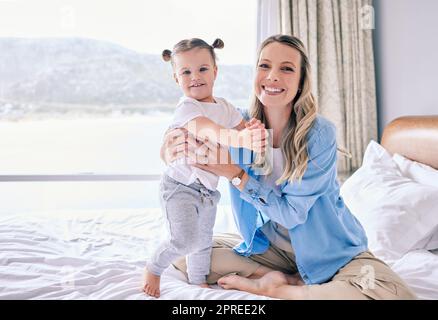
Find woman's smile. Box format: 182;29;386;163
262;85;286;95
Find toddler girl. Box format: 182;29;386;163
143;38;266;297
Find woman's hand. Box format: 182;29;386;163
191;136;243;181
160;126;247;188
238;118;268;153
160;127;198;164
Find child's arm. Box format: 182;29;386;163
233;119;247;131
232;114;268;131
183;116;241;147
183;116;266;152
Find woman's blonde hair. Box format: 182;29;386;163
251;34;317;184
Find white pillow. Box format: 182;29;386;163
392;153;438;250
340;141;438;266
392;153;438;188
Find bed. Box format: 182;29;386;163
378;116;438;299
0;206;270;300
1;115;437;300
340;115;438;300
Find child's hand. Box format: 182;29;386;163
239;118;267;153
245;118;264;130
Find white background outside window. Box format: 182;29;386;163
0;0;258;214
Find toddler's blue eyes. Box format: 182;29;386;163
181;68;208;75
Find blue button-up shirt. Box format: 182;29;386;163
228;114;368;284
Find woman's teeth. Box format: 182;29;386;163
263;86;284;93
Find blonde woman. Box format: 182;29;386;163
161;35;416;300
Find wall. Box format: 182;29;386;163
374;0;438;138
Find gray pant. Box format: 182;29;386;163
147;174;221;284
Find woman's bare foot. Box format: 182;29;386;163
143;270;161;298
218;270;286;294
248;265;305;286
218;271;307;299
285;273;305;286
248;265;274;279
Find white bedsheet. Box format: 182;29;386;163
390;249;438;300
1;206;437;300
0;206;270;300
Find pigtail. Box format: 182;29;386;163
211;38;224;49
162;49;172;62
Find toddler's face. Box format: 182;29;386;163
173;48;217;103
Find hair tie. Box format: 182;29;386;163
162;49;172;62
211;38;224;49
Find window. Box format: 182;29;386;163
0;0;257;213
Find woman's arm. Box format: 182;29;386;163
196;123;338;230
240;125;337;229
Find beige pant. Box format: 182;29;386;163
173;233;417;300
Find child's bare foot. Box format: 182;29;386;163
143;269;161;298
199;283;210;288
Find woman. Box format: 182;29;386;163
160;35;416;300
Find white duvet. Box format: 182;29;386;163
391;249;438;300
0;206;271;300
1;206;437;300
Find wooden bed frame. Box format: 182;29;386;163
381;115;438;170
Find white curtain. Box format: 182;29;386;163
265;0;378;172
256;0;280;47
